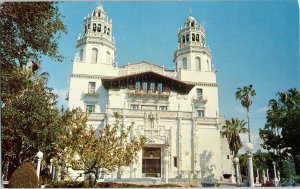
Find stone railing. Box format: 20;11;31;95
82;90;99;98
88;113;106;121
127;89;170;98
192;95;208;103
106;108;218;125
87;109;218;126
196;117;218;125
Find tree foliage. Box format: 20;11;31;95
259;88;300;174
1;1;67;179
235;84;256;143
0;2;66;66
1;64;64;179
54;111;146;187
221;118;248;156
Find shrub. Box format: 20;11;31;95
261;181;274;187
9;162;39;188
81;180;90;188
45;181;81;188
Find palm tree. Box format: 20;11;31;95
222;118;248;184
222;118;248;157
235;84;256;143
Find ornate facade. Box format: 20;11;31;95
67;5;232;183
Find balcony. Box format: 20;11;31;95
82;90;99;98
127;89;170;98
193;95;207;103
88;113;106;121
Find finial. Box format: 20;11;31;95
97;0;102;6
189;8;192;16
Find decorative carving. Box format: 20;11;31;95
148;111;155;128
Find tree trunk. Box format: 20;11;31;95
246;112;251;143
93;170;99;188
234;151;239;184
7;159;19;181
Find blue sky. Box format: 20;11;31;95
41;1;299;151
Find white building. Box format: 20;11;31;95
67;5;232;183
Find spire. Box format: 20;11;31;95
189;8;192;16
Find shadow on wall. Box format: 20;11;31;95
200;150;216;183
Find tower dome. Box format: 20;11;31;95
95;5;104;11
185;16;197;28
173;15;212;76
74;4;116;67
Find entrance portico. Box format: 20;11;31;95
142;147;161;177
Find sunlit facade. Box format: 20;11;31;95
67;5;232;183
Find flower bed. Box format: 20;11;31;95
46;181;181;188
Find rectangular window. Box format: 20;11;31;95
88;82;96;93
196;88;203;99
141;105;156;110
173;157;177;167
227;155;230;160
159;106;167;111
143;81;148;93
86;104;95;113
135;81;141;92
130;104;139;110
158;83;163;94
197;110;204;117
150;82;155;93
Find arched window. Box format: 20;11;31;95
207;60;210;71
98;12;101;17
196;34;199;42
182;35;185;43
191;21;194;27
97;24;101;32
106;51;111;64
92;24;96;31
104;26;106;34
91;48;98;63
93;11;95;17
84;25;87;33
192;33;195;41
186;34;189;42
79;49;84;61
182;58;187;70
195;57;201;71
107;28;110;36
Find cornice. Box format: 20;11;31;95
71;74;113;79
187;81;218;87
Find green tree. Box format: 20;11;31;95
235;84;256;143
1;2;67;179
1;65;64;179
221;118;248;183
259;88;300;174
54;111;146;187
222;118;248;157
0;2;66;67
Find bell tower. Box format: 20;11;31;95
173;15;215;83
71;4;117;76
